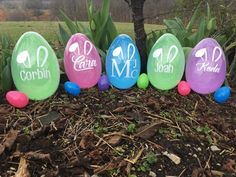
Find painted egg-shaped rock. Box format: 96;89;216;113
214;86;231;104
147;33;185;90
11;32;60;100
6;91;29;108
106;34;141;89
64;81;81;96
186;38;226;94
64;33;102;89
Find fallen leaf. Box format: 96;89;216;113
25;151;52;164
134;122;162;139
0;105;12;114
223;159;236;172
146;97;160;111
113;106;132;113
106;134;122;146
4;129;19;150
191;168;205;177
79;131;96;149
163;151;181;165
14;157;30;177
0;129;19;155
113;107;126;113
70;155;93;172
125;111;144;122
79;137;87;149
0;144;5;155
38;111;61;125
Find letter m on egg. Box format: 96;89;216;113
111;59;131;78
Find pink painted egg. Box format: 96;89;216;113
64;33;102;89
6;91;29;108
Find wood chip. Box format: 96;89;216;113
163;151;181;165
125;147;144;164
211;170;224;177
210;145;221;152
14;157;30;177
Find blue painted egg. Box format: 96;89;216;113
214;86;231;104
106;34;141;89
64;81;81;96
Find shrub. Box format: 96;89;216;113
0;35;13;94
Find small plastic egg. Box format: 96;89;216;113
6;91;29;108
98;75;110;91
214;86;231;104
64;81;81;96
178;81;191;96
137;73;149;89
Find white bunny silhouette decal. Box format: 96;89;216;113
111;43;138;78
112;43;136;63
69;40;96;71
195;46;222;73
17;46;48;68
17;46;51;81
17;50;31;68
153;45;178;73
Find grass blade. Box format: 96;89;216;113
59;10;77;34
58;24;70;46
186;2;203;32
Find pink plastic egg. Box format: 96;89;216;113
178;81;191;96
6;91;29;108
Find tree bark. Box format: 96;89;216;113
128;0;147;73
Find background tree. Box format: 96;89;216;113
125;0;147;73
24;0;43;19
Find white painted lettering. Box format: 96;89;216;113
20;68;51;81
196;62;220;73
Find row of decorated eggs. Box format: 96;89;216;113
10;31;227;101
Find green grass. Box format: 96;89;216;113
0;21;164;42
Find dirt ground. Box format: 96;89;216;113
0;84;235;177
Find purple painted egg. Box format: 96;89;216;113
64;33;102;89
98;75;110;91
185;38;226;94
6;91;29;108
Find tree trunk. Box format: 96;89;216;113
130;0;147;73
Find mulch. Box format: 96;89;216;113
0;85;235;177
